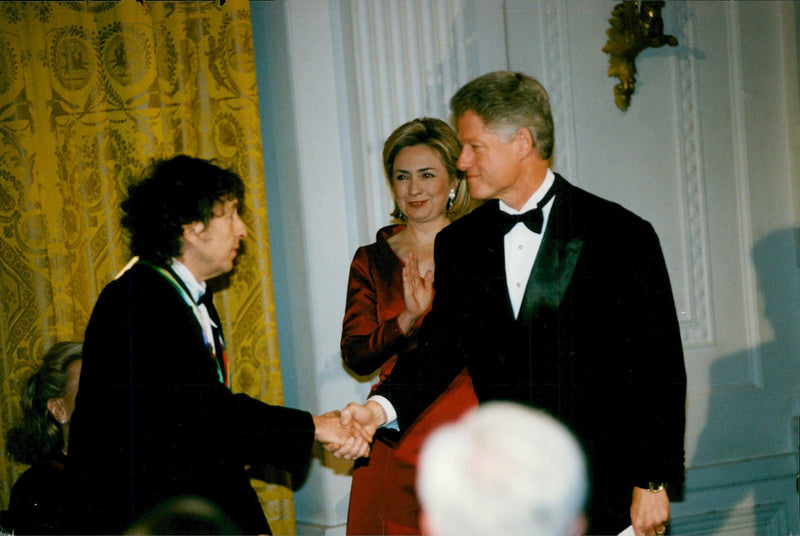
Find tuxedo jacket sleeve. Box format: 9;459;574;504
374;174;686;494
69;262;315;534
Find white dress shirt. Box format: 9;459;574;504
372;170;558;426
500;168;556;318
169;258;217;348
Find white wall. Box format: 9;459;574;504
253;1;800;534
252;2;365;533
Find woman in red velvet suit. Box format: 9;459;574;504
341;118;479;535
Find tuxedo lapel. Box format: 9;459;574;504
518;177;584;323
481;201;518;319
162;263;228;385
200;291;229;386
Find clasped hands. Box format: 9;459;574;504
314;401;387;459
317;252;424;459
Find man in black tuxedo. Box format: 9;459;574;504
342;72;686;536
68;156;369;535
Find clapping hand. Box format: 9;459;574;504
396;251;434;334
313;410;372;460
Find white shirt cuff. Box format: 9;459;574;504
367;395;399;430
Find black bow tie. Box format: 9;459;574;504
498;185;556;235
198;291;222;332
198;291;214;308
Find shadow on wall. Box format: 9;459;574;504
684;227;800;535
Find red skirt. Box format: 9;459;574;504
346;369;477;535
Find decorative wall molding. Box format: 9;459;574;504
539;0;578;182
725;1;763;389
685;451;796;489
669;2;713;348
671;452;796;535
671;502;788;536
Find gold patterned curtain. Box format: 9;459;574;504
0;1;297;532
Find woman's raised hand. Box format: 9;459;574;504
397;251;434;334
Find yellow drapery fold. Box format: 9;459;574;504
0;1;296;532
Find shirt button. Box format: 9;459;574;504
518;244;524;250
516;282;522;288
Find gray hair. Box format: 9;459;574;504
418;402;587;536
450;71;555;160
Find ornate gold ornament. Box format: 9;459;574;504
602;0;678;111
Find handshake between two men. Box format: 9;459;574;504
317;401;387;459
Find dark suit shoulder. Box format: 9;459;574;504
436;199;500;244
82;261;198;377
447;199;500;231
96;261;168;298
95;261;188;312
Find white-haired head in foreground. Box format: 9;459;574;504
417;402;588;536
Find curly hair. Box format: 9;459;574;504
6;342;83;465
121;155;245;264
382;117;470;222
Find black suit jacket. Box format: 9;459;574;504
68;262;315;535
375;174;687;531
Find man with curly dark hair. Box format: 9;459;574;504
68;155;369;535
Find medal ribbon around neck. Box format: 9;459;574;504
140;260;229;388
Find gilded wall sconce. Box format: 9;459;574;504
602;0;678;111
